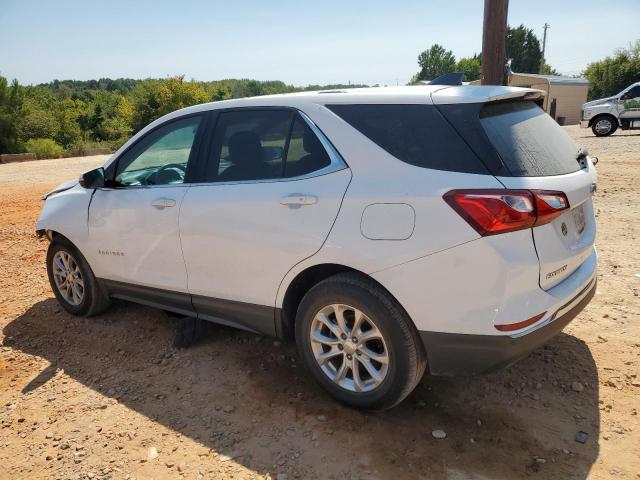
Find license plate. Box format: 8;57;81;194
572;205;586;234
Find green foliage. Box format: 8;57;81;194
456;54;482;82
0;76;22;153
20;109;57;140
583;40;640;100
0;74;371;154
412;26;560;83
506;25;543;73
25;138;63;159
413;44;457;82
130;76;210;131
540;63;560;75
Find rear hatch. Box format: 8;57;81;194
433;87;597;289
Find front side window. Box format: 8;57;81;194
115;115;202;186
622;85;640;100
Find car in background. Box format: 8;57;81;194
37;85;598;409
581;81;640;136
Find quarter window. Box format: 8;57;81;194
284;116;332;177
115;116;202;186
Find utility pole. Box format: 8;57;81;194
540;22;550;73
481;0;509;85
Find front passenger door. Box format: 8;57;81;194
88;115;204;301
619;85;640;119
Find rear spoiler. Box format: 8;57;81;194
431;85;545;106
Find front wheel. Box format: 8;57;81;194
46;238;110;316
295;273;426;410
591;116;617;137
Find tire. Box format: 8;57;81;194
295;272;427;410
591;116;617;137
46;237;110;317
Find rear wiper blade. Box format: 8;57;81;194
576;147;598;166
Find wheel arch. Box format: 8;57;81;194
277;263;414;341
588;112;618;127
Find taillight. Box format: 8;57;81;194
444;189;569;236
533;190;569;226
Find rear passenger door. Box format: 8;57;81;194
179;108;351;335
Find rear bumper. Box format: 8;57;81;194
420;277;597;376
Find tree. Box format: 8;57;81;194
413;44;457;82
541;63;560;75
583;40;640;100
20;110;58;140
456;54;482;81
0;76;22;153
130;76;209;132
506;25;543;73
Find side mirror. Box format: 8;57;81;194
79;167;105;188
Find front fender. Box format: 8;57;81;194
36;184;93;254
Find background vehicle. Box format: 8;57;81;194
37;85;597;409
581;81;640;136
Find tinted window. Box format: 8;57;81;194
115;115;202;186
205;110;293;182
480;101;580;177
623;86;640;99
284;115;331;177
327;104;487;174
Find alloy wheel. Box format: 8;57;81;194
309;304;389;392
52;250;84;306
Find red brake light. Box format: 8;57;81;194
444;189;570;236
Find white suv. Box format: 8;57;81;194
37;86;598;409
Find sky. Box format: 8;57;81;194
1;0;639;86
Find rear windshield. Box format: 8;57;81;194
480;101;580;177
326;104;488;174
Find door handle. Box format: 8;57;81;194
280;194;318;207
151;198;176;209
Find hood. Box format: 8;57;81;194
42;178;79;200
582;96;616;109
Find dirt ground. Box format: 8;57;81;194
0;126;638;480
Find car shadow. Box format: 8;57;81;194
3;298;600;479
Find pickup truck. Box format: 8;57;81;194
581;82;640;136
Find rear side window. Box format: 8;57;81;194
480;101;580;177
202;110;334;182
326;104;488;174
205;110;293;182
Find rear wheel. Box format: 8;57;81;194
591;116;617;136
47;238;110;316
295;273;426;410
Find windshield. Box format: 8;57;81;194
480;101;580;177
